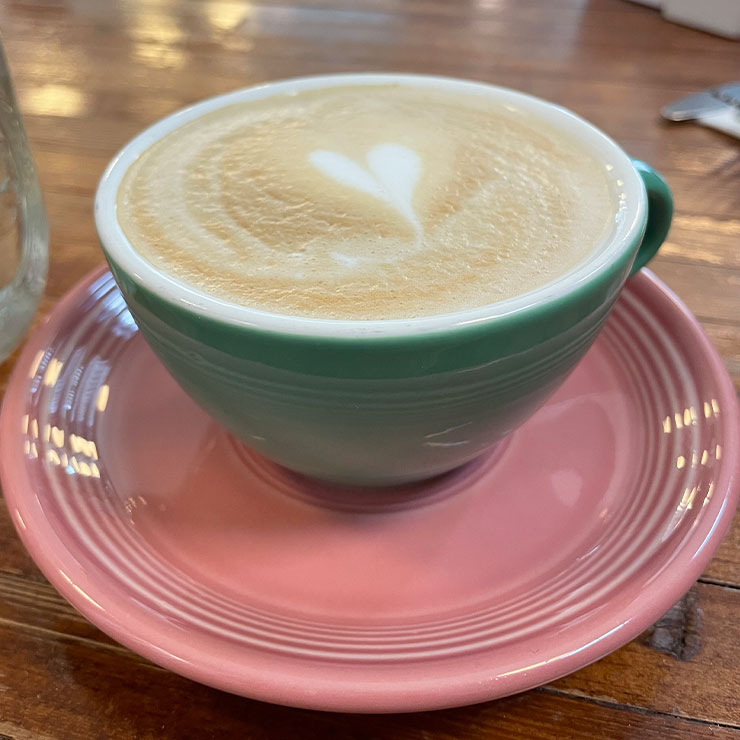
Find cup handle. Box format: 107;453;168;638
629;159;673;275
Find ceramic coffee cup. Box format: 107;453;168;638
95;74;672;486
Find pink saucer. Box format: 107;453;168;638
1;268;738;713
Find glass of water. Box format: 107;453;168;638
0;41;48;364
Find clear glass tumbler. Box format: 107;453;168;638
0;41;48;364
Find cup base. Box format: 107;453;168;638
228;435;512;512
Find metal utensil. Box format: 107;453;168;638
661;81;740;121
661;81;740;139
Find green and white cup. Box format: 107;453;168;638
95;74;673;486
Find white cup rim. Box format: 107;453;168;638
95;73;646;339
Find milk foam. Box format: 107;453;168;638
309;144;423;251
117;85;615;320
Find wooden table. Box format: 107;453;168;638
0;0;738;737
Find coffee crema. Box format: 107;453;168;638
117;84;615;320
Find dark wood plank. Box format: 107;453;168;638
703;515;740;587
0;618;737;740
551;584;740;727
2;564;740;731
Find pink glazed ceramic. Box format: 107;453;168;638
0;267;738;713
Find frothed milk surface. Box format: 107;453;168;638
117;85;615;320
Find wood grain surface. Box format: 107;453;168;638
0;0;738;737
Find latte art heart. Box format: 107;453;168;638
309;144;423;252
117;85;615;320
